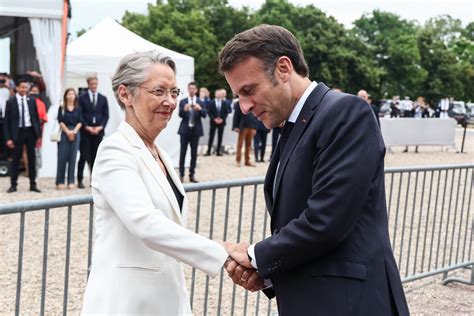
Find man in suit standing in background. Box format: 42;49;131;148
4;79;41;193
178;81;206;183
206;89;231;156
77;76;109;188
220;24;409;316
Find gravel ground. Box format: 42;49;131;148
0;127;473;315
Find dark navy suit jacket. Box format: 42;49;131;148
208;99;231;126
3;96;41;142
177;97;207;137
256;83;409;316
78;91;109;128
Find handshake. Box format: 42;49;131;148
223;241;267;292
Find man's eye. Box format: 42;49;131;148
242;88;253;96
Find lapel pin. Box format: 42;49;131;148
302;118;307;123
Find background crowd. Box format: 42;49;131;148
1;69;471;192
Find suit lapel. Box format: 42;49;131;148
272;83;331;204
264;142;281;215
157;146;190;224
118;122;183;225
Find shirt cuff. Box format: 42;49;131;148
248;244;258;269
263;278;273;289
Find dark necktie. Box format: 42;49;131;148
279;121;294;157
92;93;96;110
189;98;194;127
20;97;25;128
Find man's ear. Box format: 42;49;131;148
117;85;132;107
275;56;292;83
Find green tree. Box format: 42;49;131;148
353;10;427;98
255;1;381;96
417;16;468;103
122;1;221;90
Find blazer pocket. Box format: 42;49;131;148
116;264;162;273
310;259;367;281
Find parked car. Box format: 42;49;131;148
378;100;392;117
449;101;469;126
466;102;474;124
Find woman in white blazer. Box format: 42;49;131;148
81;51;230;315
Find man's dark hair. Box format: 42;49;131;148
16;78;29;86
218;24;309;81
188;81;197;88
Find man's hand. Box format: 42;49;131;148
184;104;190;112
233;128;240;133
6;140;14;149
223;241;252;268
92;126;103;134
224;258;265;292
194;104;202;111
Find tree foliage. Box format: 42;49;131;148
118;1;473;103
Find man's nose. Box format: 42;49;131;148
239;98;254;115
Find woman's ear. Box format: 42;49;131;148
117;85;132;107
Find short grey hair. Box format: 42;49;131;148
111;51;176;109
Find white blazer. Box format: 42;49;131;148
81;122;228;315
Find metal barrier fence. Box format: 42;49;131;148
0;164;472;315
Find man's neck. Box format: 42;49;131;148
288;77;312;115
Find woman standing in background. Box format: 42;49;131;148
56;88;82;189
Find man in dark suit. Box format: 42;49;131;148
220;25;409;315
205;89;231;156
178;81;206;183
77;76;109;188
4;79;41;192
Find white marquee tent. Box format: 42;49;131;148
64;17;194;172
0;0;65;177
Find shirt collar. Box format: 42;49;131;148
287;81;318;123
16;93;26;101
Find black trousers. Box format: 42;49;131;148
179;129;199;177
254;130;268;162
0;121;10;160
10;127;36;186
207;123;225;154
78;130;104;182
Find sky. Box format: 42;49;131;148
0;0;473;72
67;0;473;38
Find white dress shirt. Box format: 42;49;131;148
16;93;32;127
88;90;97;106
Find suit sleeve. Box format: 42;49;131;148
255;96;383;278
232;103;240;129
78;95;87;126
178;99;187;118
3;99;12;141
101;96;109;128
199;100;207;118
93;139;228;277
208;102;216;120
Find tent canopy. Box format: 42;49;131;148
67;17;194;79
0;0;63;19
